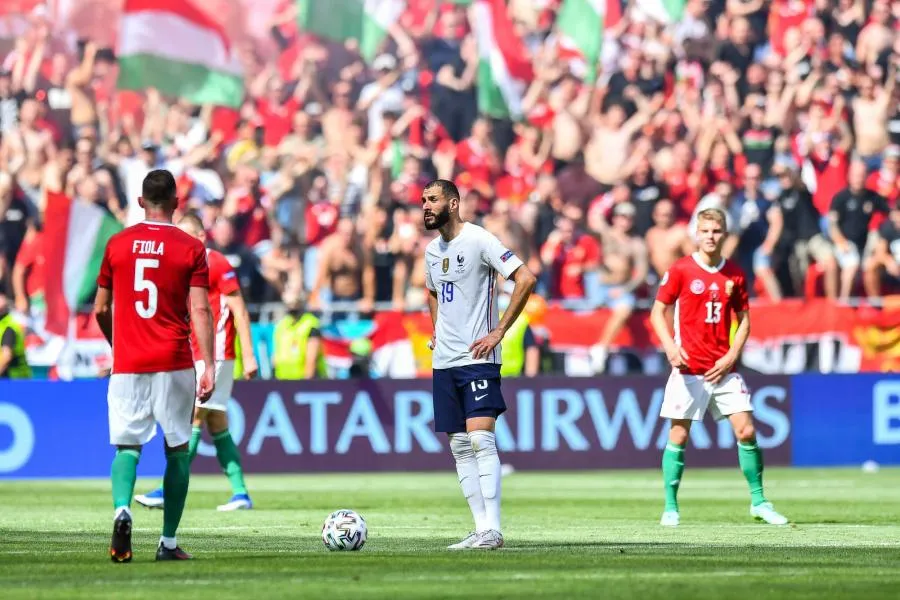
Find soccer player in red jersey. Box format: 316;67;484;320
95;169;215;562
135;213;258;512
651;208;789;528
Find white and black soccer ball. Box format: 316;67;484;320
322;509;367;551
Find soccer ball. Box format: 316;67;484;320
322;509;367;551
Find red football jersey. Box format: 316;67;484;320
655;254;749;375
190;249;240;362
97;222;209;374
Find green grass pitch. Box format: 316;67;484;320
1;468;899;599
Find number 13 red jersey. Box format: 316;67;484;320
655;254;749;375
97;222;209;374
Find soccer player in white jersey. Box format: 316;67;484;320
423;179;537;550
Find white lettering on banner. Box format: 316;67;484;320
752;387;791;448
584;389;662;450
540;390;590;451
394;392;441;453
873;381;900;445
495;415;515;452
247;392;302;455
741;337;862;374
516;390;536;451
196;399;245;458
0;403;34;473
335;392;390;454
294;392;341;454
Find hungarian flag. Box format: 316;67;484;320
556;0;622;83
321;312;418;378
634;0;685;24
296;0;406;63
472;0;534;120
117;0;244;107
43;192;123;338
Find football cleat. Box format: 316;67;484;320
660;510;680;527
155;543;193;561
750;502;789;525
447;532;479;550
216;493;253;511
109;511;133;563
470;529;504;549
135;487;165;509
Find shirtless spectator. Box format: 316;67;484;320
66;41;99;140
586;202;648;374
309;217;371;312
645;199;692;278
852;73;895;168
855;0;894;68
1;99;55;216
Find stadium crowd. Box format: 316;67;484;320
1;0;900;339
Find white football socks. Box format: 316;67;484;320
160;536;177;550
449;432;487;533
468;430;501;533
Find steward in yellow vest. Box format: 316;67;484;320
272;299;326;380
0;296;31;379
498;298;540;377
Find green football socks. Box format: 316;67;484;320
662;442;685;512
213;430;248;496
111;449;140;510
738;441;767;506
162;450;191;538
188;427;202;463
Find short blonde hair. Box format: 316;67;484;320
696;207;727;229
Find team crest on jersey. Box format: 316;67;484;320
690;279;705;294
725;280;734;297
441;258;449;273
455;253;467;273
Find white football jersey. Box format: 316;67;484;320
425;223;524;369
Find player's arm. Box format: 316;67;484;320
224;290;258;379
651;268;688;369
0;328;15;375
730;309;751;357
471;233;537;359
95;286;113;346
424;251;438;349
191;286;215;399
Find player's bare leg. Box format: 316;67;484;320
660;420;689;527
467;416;504;549
110;444;141;563
206;410;253;511
157;441;193;560
729;411;788;525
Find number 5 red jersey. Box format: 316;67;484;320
655;254;749;375
97;221;209;374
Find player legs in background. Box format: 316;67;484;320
136;360;251;511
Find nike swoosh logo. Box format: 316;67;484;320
475;394;487;402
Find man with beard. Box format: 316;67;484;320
422;179;536;550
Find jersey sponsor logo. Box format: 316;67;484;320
725;280;734;296
690;279;706;294
709;283;719;291
441;257;449;273
660;271;669;286
500;250;514;263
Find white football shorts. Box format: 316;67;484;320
660;370;752;421
107;368;196;447
194;359;235;412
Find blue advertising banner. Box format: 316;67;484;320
791;374;900;466
0;376;792;479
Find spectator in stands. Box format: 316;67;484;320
645;198;692;279
309;216;369;312
539;214;600;301
736;163;784;300
829;160;890;299
773;157;839;299
586;202;648;374
864;202;900;299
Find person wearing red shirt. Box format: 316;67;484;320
651;207;788;529
455;117;501;187
796;128;851;216
866;145;900;206
95;169;214;563
539;216;600;299
255;77;304;147
136;214;259;513
11;223;44;315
